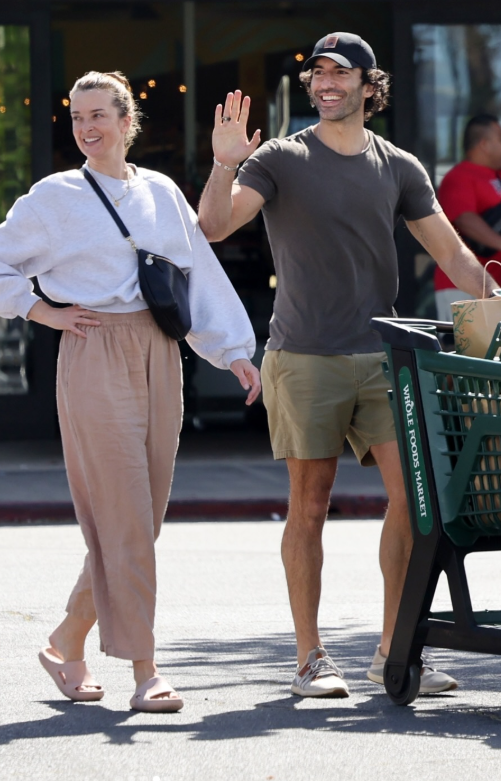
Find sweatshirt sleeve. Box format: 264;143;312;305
184;222;256;369
0;195;51;319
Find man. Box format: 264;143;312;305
435;113;501;320
198;32;496;698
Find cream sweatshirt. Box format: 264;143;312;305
0;165;255;370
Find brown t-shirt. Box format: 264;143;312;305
237;127;441;354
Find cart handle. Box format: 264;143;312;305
372;317;449;351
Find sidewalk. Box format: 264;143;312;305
0;428;388;521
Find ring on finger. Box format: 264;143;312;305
222;116;231;122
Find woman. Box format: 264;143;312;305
0;71;260;713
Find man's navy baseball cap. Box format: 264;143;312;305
302;32;377;71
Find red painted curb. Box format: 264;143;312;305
0;496;388;522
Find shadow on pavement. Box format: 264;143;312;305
2;629;501;748
2;696;501;750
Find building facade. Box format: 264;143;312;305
1;0;501;438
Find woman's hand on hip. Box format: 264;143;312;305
27;301;100;338
230;358;261;405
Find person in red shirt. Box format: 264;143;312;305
436;113;501;320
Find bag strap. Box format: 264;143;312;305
82;167;138;251
483;259;501;299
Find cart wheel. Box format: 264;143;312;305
386;664;421;706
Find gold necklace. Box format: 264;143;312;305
93;166;132;207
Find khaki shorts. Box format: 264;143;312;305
261;350;395;466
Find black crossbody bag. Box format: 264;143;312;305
83;168;191;341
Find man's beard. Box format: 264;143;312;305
313;85;365;122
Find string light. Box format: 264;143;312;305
52;115;57;122
269;275;277;289
148;79;156;88
179;84;187;93
139;91;148;99
0;106;6;114
62;98;70;107
24;98;30;106
295;53;304;62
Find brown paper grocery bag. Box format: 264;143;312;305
452;261;501;357
452;299;501;357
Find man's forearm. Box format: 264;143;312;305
198;167;236;242
443;242;497;298
407;213;497;298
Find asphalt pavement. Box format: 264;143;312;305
2;519;501;781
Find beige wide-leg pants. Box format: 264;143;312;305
57;310;182;661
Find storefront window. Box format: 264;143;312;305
413;24;501;188
0;318;30;394
0;25;32;395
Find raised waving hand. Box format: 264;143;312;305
213;90;261;168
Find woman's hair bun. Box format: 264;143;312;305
104;71;133;93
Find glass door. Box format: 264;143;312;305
413;24;501;188
0;25;32;396
392;11;501;321
0;8;55;439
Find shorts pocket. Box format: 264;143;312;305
264;349;283;389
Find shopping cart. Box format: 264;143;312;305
371;316;501;705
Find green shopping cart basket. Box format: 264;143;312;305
372;316;501;705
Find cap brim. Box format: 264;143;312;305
302;52;354;71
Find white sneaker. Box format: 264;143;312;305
291;646;350;698
367;645;458;694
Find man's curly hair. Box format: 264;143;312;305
299;67;391;121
